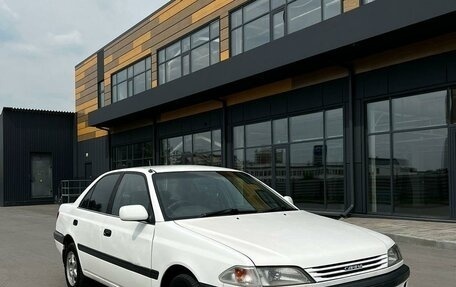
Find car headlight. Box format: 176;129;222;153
219;266;314;286
388;244;403;266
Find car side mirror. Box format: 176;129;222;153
283;196;294;205
119;205;149;222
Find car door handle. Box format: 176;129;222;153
103;229;112;237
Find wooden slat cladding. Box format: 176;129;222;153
355;32;456;74
343;0;360;12
75;52;107;142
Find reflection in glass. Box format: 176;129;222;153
290;112;323;142
166;57;182;82
323;0;341;20
243;0;269;23
392;91;447;131
246;121;271;147
191;26;210;48
273;11;285;40
274;148;287;195
191;43;210;72
166;42;181;60
368;134;391;213
212;130;221;151
326;139;344;209
393;129;449;217
193;132;211;153
290;141;324;209
233;126;244;148
273;118;288;144
325;108;343;138
244;15;270;52
231;28;243;57
288;0;321;34
234;149;245;170
246;147;272;187
367;101;390;133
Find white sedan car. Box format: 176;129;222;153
54;166;409;287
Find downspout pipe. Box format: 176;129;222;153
342;64;355;218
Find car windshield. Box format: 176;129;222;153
153;171;297;220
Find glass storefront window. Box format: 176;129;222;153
367;100;390;133
161;129;222;167
290;112;323;142
392;91;447;131
246;121;271;147
368;134;391;213
233;107;344;211
367;91;450;218
325;108;343;138
112;142;153;169
393;129;449;217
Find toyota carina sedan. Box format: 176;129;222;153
54;166;409;287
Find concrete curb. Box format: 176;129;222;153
384;233;456;251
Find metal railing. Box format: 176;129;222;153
59;180;92;204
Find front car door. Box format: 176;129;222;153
73;173;121;278
98;172;156;287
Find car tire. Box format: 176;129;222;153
64;243;86;287
169;274;200;287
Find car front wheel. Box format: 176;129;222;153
64;243;86;287
169;274;200;287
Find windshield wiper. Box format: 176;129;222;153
199;208;256;218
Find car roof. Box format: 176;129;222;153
108;165;239;174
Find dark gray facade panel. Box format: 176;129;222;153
357;51;456;100
0;114;4;206
2;109;74;206
157;110;222;139
97;50;104;83
388;55;447;94
76;136;109;180
446;52;456;83
112;125;153;147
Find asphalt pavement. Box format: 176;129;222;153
0;204;454;287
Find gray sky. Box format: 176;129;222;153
0;0;169;112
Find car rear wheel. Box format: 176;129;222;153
64;243;86;287
169;274;200;287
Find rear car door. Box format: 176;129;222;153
73;173;121;278
98;172;156;287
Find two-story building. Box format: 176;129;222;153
75;0;456;220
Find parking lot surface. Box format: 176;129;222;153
0;205;454;286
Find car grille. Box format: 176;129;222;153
305;254;388;282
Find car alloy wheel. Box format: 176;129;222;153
66;251;78;286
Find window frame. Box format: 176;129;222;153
78;172;123;215
157;19;220;85
229;0;343;57
365;88;452;218
111;57;152;103
98;81;105;108
108;171;155;224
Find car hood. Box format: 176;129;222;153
175;210;393;267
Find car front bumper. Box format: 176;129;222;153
331;264;410;287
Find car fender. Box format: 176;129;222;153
152;221;254;287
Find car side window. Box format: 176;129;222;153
111;173;153;221
79;187;94;209
86;174;120;213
